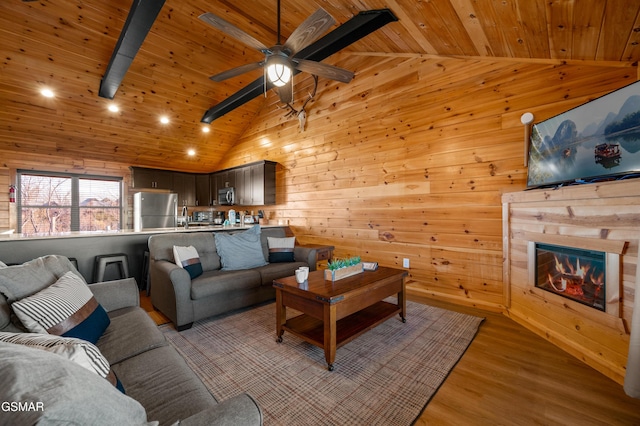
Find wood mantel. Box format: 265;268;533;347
502;179;640;385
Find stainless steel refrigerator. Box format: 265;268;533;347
133;192;177;231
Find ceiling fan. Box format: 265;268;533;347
198;0;355;104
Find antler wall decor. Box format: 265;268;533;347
280;75;318;132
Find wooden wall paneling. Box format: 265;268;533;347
219;54;634;322
0;168;9;230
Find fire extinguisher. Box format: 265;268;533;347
9;185;15;203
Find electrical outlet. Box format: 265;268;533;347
403;258;410;268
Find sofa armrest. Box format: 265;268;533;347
88;278;139;312
150;259;194;327
294;246;317;271
177;393;263;426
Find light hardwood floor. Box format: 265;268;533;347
412;295;640;426
142;292;640;425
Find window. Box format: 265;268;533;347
18;172;122;235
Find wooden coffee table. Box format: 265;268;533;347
273;266;407;371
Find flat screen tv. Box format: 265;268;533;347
526;80;640;188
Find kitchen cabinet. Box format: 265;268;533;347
172;173;196;207
131;160;276;208
251;161;276;205
195;174;210;206
235;167;250;205
232;161;276;206
131;167;173;189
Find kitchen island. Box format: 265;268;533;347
0;224;289;285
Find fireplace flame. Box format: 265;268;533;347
590;271;604;286
554;255;566;274
538;245;606;312
548;273;565;292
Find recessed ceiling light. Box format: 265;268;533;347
202;126;210;133
187;149;196;156
108;104;119;113
160;116;169;124
41;88;54;98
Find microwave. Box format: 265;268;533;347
218;187;234;205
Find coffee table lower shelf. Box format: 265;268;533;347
281;300;402;353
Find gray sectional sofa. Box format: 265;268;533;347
149;225;316;330
0;255;262;425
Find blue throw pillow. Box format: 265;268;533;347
215;225;268;271
11;272;110;345
173;245;204;279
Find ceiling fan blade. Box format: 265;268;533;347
294;59;354;83
210;62;264;82
199;12;269;53
283;8;336;56
277;79;294;104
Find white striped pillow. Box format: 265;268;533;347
0;332;120;389
10;271;110;344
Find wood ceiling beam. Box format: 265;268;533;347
98;0;167;100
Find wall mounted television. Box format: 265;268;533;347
526;80;640;189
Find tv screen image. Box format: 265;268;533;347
527;80;640;188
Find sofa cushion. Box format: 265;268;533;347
112;344;216;426
267;236;296;263
214;225;268;271
190;269;262;299
0;341;154;426
173;245;203;279
0;260;6;268
97;306;168;365
11;271;110;344
0;331;122;391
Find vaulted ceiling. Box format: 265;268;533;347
1;0;639;173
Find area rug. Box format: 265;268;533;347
161;300;484;425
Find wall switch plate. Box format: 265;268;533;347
403;258;410;268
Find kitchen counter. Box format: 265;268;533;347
0;223;283;241
0;224;288;283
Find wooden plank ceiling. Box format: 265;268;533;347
0;0;639;173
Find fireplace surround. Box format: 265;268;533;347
502;178;640;386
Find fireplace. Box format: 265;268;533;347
534;243;606;311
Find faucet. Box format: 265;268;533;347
181;205;189;228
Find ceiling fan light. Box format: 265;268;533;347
267;63;291;87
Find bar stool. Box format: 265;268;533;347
68;257;79;270
141;250;151;295
93;253;129;283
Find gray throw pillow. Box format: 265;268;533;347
0;255;83;302
0;341;155;425
214;225;268;271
